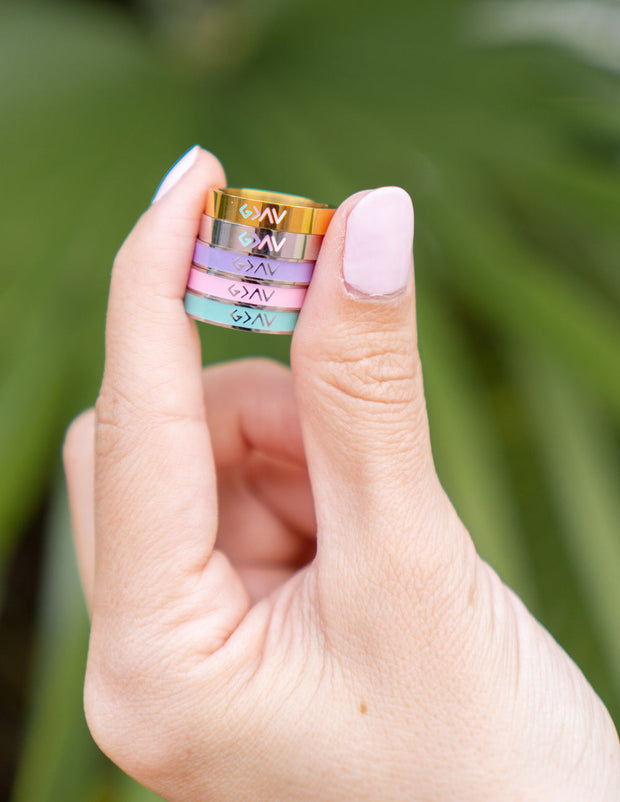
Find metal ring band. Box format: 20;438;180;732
187;267;306;311
198;215;322;261
184;291;298;334
192;241;314;286
206;188;335;235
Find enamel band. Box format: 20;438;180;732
187;267;307;310
192;241;314;285
206;188;335;235
184;291;299;334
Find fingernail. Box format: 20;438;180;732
151;145;200;203
343;186;414;296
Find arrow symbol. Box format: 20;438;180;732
259;208;274;225
272;236;286;253
273;209;287;224
252;205;261;220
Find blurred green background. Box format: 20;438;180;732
1;0;619;798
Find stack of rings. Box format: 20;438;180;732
184;188;336;334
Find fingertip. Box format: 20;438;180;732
150;146;227;206
109;146;226;315
320;189;374;255
101;149;228;427
292;184;416;363
151;145;200;204
343;186;414;297
151;145;226;207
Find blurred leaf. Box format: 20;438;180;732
11;475;97;802
137;0;289;72
419;287;536;603
472;1;620;75
427;185;620;423
515;351;620;717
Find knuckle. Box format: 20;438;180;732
300;323;421;411
84;633;184;781
93;385;164;471
83;664;126;766
296;331;427;468
96;381;142;425
94;387;135;461
84;669;163;781
325;349;418;408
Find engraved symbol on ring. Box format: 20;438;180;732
271;234;286;252
230;308;276;327
239;203;288;225
253;312;275;327
231;309;252;325
237;232;287;253
227;283;277;303
231;256;281;277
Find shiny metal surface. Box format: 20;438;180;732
198;215;323;261
206;187;335;235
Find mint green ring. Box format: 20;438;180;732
184;291;299;334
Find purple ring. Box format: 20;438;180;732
192;241;314;286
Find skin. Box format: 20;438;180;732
63;148;620;801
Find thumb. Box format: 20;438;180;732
292;187;460;584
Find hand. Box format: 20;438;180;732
64;147;620;801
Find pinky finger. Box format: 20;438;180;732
63;408;96;612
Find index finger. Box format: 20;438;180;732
93;148;236;620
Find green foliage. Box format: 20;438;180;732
2;0;618;797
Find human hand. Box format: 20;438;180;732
64;147;620;801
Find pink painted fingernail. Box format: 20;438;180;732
151;145;200;203
343;186;414;296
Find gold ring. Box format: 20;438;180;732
206;187;335;235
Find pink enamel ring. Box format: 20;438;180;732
186;266;307;311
